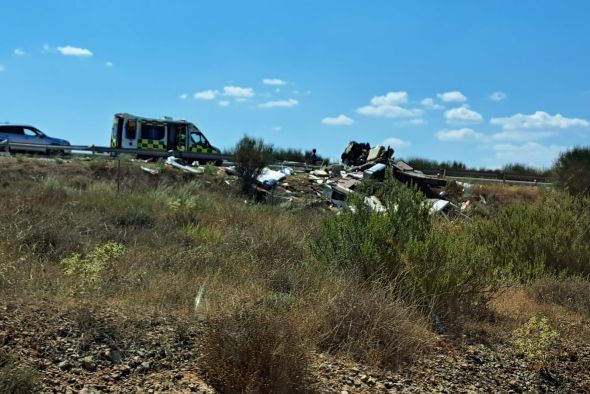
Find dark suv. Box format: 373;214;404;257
0;124;70;154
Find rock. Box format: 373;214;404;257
81;356;96;371
141;361;151;371
58;360;71;370
105;349;122;364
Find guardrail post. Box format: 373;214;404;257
117;158;121;194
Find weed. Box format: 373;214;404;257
513;315;560;362
62;242;125;292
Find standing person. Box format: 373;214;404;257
309;148;318;165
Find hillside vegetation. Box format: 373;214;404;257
1;155;590;392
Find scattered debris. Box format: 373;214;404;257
257;167;290;189
166;156;204;174
141;166;159;175
211;140;488;218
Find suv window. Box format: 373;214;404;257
0;126;23;135
23;127;40;137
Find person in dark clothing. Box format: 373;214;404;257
309;148;318;164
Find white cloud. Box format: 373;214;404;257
223;86;255;98
357;105;422;118
492;130;555;142
370;91;408;106
105;61;113;67
436;128;483;141
444;105;483;124
179;93;188;100
14;48;25;56
491;111;589;130
263;78;286;86
357;91;422;118
0;64;4;72
258;98;299;108
383;137;411;149
57;45;93;57
489;91;507;101
437;91;467;103
321;114;354;126
41;44;51;53
491;142;566;168
421;97;444;110
194;90;219;100
218;100;230;107
403;118;427;125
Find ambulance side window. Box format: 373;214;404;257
141;124;165;140
126;120;137;139
190;132;203;145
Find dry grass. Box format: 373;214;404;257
318;281;434;369
201;304;312;393
1;156;589;390
472;183;542;207
0;349;41;394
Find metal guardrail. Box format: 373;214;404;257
0;140;233;162
420;168;550;183
0;140;552;186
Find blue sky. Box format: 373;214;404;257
1;1;589;168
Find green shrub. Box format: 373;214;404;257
513;315;560;362
553;146;590;197
62;242;125;292
233;136;273;194
405;223;497;314
312;175;499;316
312;175;430;279
472;193;590;279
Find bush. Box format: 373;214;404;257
201;304;311;393
62;242;125;292
513;315;560;362
553;146;590;197
404;223;497;315
319;282;432;369
234;136;273;194
472;193;590;279
312;174;430;279
312;174;496;317
529;276;590;314
0;350;41;394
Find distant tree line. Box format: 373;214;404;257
225;144;328;164
404;157;551;177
